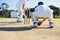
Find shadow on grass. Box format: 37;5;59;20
0;26;33;31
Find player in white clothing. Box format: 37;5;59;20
16;0;28;22
31;2;54;28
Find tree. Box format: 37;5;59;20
1;3;9;10
0;7;1;10
1;3;9;17
49;5;60;18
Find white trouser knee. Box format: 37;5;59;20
48;12;53;23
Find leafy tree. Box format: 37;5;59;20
0;7;1;10
1;3;9;10
49;5;60;18
0;3;10;17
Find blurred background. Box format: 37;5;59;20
0;0;60;18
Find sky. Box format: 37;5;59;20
0;0;60;10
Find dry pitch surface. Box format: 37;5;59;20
0;18;60;40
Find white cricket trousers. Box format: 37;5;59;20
17;5;24;21
31;10;53;23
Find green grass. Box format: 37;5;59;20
38;18;60;22
54;18;60;22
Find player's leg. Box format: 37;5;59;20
31;12;38;28
17;6;24;22
19;12;24;21
16;5;22;22
31;12;47;27
16;5;20;22
48;11;54;28
17;12;20;22
17;11;23;22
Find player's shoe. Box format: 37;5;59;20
17;20;23;23
49;22;54;28
32;22;38;28
17;18;24;23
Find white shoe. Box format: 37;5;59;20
17;19;23;22
49;22;54;28
32;22;38;28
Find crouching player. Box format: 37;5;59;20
30;2;54;28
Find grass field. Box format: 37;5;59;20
54;18;60;22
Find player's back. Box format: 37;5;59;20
35;5;53;13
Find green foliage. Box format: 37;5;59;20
0;9;11;18
49;5;60;18
1;3;9;10
0;2;10;18
49;5;59;11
